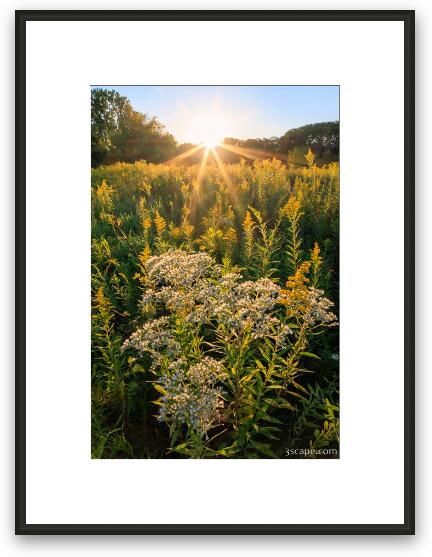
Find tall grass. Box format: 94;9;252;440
91;157;339;458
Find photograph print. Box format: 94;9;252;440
91;85;340;459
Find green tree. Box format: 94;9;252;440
91;88;177;167
91;89;130;166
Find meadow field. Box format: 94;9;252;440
91;152;339;458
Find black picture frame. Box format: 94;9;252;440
15;9;415;535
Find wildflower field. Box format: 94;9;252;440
91;154;339;458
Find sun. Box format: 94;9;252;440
183;108;227;148
200;132;223;149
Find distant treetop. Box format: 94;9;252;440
91;88;339;167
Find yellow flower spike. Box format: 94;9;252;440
310;242;322;267
305;147;315;168
138;244;151;267
153;209;166;236
281;195;301;220
285;261;311;291
242;210;254;233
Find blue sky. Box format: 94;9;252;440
92;85;339;144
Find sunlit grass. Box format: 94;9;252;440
91;157;340;459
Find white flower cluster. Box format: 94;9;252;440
123;251;337;435
188;273;291;343
146;250;217;287
122;316;181;367
157;357;228;435
303;287;337;326
140;250;220;314
139;251;293;345
127;252;337;360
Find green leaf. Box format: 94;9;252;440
287;390;307;401
263;397;279;407
259;427;281;440
299;351;321;360
257;412;283;424
248;439;278;458
153;383;168;396
278;400;297;411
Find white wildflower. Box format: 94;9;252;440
157;356;227;435
303;288;337;326
188;275;285;340
146;250;218;287
122;316;181;365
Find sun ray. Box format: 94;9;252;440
188;147;210;219
212;147;239;207
219;142;284;162
164;144;204;164
197;147;210;185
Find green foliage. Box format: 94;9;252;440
91;88;177;167
248;207;281;279
285;379;340;458
225;121;339;166
91;157;339;458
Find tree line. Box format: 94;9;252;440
91;88;339;167
224;121;339;160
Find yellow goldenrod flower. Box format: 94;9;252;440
154;209;166;236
